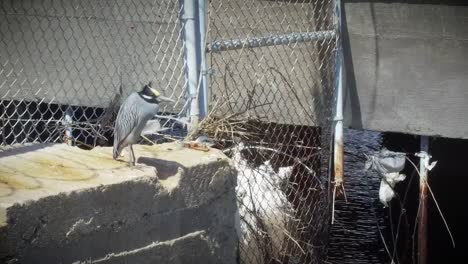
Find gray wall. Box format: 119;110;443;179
343;1;468;139
0;0;186;113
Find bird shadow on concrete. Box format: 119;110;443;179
137;157;186;180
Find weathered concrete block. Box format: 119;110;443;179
343;2;468;139
0;143;238;264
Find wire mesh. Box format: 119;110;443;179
1;0;338;262
203;0;337;263
0;0;188;147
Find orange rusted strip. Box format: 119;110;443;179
418;178;428;264
183;142;210;152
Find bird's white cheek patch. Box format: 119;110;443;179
142;94;152;100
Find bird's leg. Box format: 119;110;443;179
127;146;132;166
129;144;136;166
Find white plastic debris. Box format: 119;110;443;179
230;143;294;263
366;148;407;207
379;172;406;207
415;151;438;172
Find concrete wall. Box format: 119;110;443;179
0;143;238;264
0;0;185;113
343;1;468;139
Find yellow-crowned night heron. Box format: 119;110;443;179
113;82;174;166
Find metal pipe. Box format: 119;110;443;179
333;0;344;187
330;0;344;224
331;44;344;209
333;52;344;185
198;0;209;119
64;107;74;146
417;136;430;264
207;30;336;53
181;0;200;128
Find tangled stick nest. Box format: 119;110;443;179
186;95;273;144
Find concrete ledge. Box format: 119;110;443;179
0;143;238;264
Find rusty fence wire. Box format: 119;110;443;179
0;0;188;148
201;0;338;263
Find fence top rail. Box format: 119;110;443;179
207;30;336;53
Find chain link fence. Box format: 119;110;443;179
0;0;187;147
1;0;338;263
199;0;338;263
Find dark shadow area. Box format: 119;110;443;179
0;98;185;150
342;1;363;128
137;157;184;180
328;129;468;263
0;99;111;147
327;128;387;264
426;137;468;262
380;133;420;264
382;133;468;263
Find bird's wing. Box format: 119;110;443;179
113;95;141;155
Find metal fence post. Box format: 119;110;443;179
181;0;200;128
198;0;209;119
417;136;430;264
64;107;74;146
331;0;345;223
